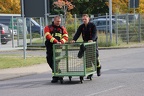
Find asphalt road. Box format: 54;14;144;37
0;48;144;96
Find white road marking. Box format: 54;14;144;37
85;85;125;96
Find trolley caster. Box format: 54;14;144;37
80;76;84;83
89;74;93;80
87;74;93;80
69;76;72;81
59;77;63;84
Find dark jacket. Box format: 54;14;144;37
73;22;97;42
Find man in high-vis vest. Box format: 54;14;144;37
44;16;68;83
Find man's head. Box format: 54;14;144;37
82;14;90;25
53;16;61;26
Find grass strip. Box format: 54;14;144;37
0;56;46;69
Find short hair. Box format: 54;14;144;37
54;16;61;20
82;14;89;18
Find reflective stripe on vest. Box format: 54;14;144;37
45;32;50;37
55;33;62;38
63;34;68;37
50;37;55;43
61;38;66;43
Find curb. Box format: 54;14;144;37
99;46;144;50
26;46;144;50
0;64;51;81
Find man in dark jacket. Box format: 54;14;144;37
71;14;101;77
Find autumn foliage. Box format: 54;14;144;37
0;0;20;14
106;0;144;14
139;0;144;13
53;0;74;11
0;0;144;14
105;0;129;14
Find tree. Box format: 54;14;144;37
105;0;129;14
106;0;144;14
71;0;109;15
138;0;144;13
53;0;74;14
53;0;75;25
0;0;20;14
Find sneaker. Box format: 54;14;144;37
51;76;59;83
97;66;101;76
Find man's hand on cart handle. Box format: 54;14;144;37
88;40;93;42
70;40;76;43
57;42;62;44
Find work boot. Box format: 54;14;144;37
51;76;59;83
97;66;101;76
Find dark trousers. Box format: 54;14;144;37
96;43;100;68
96;49;100;67
46;47;54;72
45;41;54;72
45;41;61;73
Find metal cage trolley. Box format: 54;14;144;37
53;42;97;83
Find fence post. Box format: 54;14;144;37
60;14;64;26
138;14;141;42
115;13;118;45
17;17;20;46
11;16;15;48
126;13;129;44
109;0;113;43
40;17;43;38
44;0;48;26
106;13;108;46
74;14;77;33
42;17;45;44
29;18;32;45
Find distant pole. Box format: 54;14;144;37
21;0;27;59
133;0;136;26
109;0;113;42
133;0;135;13
74;14;77;33
45;0;48;26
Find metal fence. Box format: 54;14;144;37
0;13;144;51
114;14;143;44
69;13;144;46
0;14;45;50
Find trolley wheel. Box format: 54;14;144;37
69;76;72;81
89;74;93;80
89;76;92;80
59;77;63;84
87;74;93;80
80;76;84;83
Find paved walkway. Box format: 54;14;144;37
0;63;51;81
